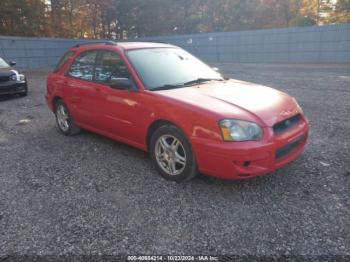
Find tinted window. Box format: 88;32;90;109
0;57;9;68
127;48;222;90
95;51;130;83
67;51;97;81
54;51;75;72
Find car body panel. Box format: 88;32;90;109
46;42;309;180
0;65;27;96
191;116;308;179
154;79;299;127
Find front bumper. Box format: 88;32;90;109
191;116;309;180
0;82;27;95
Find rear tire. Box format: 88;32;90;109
54;100;81;136
150;125;198;182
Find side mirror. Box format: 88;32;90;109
9;61;16;67
212;67;219;72
110;77;132;90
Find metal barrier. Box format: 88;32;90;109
0;36;96;69
146;23;350;63
0;23;349;69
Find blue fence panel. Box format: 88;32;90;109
0;36;94;69
144;23;350;64
1;23;350;69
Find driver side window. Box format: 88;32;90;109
95;51;130;84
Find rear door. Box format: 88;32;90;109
65;50;100;127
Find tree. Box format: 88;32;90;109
295;16;317;26
325;0;350;23
0;0;49;36
0;0;349;38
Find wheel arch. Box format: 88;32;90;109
146;119;189;151
52;96;63;110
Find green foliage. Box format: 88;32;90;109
0;0;349;38
295;16;317;26
0;0;49;36
324;0;350;23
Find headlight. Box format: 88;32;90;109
219;119;262;141
10;74;17;81
9;73;25;81
18;74;25;81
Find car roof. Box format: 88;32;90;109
70;41;178;52
118;42;177;50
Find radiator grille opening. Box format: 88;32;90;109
0;76;10;83
273;114;301;135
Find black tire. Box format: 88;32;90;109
19;91;27;97
150;125;198;182
19;83;28;97
54;99;81;136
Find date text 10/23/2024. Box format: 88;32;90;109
127;255;219;261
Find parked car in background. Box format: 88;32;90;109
46;42;309;182
0;58;28;97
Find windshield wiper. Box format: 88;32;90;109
150;83;185;91
182;78;223;86
150;78;224;91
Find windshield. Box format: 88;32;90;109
0;58;9;68
126;48;223;90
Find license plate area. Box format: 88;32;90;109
275;134;306;160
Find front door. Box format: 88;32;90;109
93;50;147;144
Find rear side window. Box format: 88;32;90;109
67;51;98;81
54;51;75;72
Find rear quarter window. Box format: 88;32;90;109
54;51;75;72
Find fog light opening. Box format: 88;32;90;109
243;161;251;167
238;173;250;177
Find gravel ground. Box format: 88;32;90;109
0;64;349;260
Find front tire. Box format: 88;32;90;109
150;125;197;182
19;91;27;97
19;83;28;97
54;100;81;136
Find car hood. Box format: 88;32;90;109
0;67;14;76
155;79;300;127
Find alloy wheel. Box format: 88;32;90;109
56;104;70;132
155;135;187;176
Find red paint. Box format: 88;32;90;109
46;42;309;180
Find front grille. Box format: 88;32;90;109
0;76;10;83
273;114;301;135
0;87;13;94
275;135;305;160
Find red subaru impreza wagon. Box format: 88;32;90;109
46;41;308;182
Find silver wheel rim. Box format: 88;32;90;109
155;135;187;176
56;104;70;132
